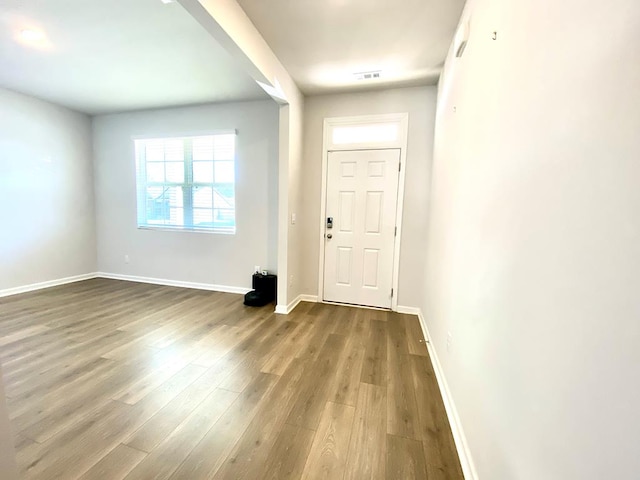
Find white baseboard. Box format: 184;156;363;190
0;272;252;299
396;305;421;315
96;272;251;295
412;308;479;480
0;273;98;298
275;294;318;315
299;294;319;303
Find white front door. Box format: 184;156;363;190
323;149;400;308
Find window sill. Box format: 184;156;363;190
137;226;236;235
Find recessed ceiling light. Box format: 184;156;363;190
160;0;176;3
20;29;45;42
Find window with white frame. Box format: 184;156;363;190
134;133;236;233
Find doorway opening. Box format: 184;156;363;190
318;113;409;310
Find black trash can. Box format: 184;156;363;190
244;273;277;306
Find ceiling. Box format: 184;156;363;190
236;0;466;95
0;0;268;115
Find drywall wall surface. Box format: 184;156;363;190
285;96;305;305
301;86;437;306
0;87;96;291
92;100;279;289
424;0;640;478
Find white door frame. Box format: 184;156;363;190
317;113;409;311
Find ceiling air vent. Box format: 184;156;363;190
354;71;382;81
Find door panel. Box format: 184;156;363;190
323;149;400;308
337;247;353;285
339;191;355;232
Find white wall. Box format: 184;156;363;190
300;86;437;307
92;100;279;290
424;0;640;478
0;88;96;291
284;97;305;305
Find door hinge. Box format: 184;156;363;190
391;288;394;297
394;226;397;237
398;162;401;172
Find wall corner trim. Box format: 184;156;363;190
399;305;479;480
275;294;319;315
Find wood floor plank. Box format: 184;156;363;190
261;320;314;375
78;443;147;480
123;388;239;480
386;433;428;480
189;310;276;369
212;358;308;479
300;401;356;480
388;312;411;354
387;316;421;440
262;423;316;480
17;362;209;479
409;354;464;478
286;334;347;430
403;314;429;357
344;382;387;480
0;280;463;480
6;355;111;399
216;319;299;393
111;352;205;405
168;372;278;479
12;358;120;440
328;338;366;407
0;324;51;347
123;362;236;453
17;399;132;479
361;319;388;386
387;351;421;440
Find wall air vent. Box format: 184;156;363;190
354;71;382;81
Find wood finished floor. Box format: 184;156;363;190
0;279;463;480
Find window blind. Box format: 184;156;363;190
134;133;236;233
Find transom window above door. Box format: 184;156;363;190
134;133;236;234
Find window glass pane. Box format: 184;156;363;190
165;162;184;183
193;208;213;227
146;186;167;223
193;161;213;183
146;140;165;161
146;163;164;182
193;136;214;161
213;209;235;227
214;161;234;183
166;186;184;208
213;184;235;209
193;186;213;208
168;208;184;226
332;123;398;145
164;139;183;161
214;135;234;160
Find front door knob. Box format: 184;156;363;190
326;233;333;239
